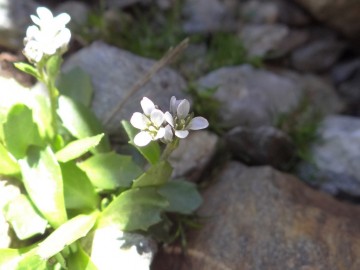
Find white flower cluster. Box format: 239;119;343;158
130;97;209;147
23;7;71;63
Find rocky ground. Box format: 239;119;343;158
1;0;360;269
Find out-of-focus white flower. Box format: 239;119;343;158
130;97;166;147
164;96;209;142
23;7;71;63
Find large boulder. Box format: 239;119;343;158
294;0;360;42
153;162;360;269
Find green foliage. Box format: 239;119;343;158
99;187;169;231
19;146;68;228
132;161;173;188
4;194;48;240
78;152;143;190
276;97;322;169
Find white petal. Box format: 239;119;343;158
54;13;71;26
134;131;152;147
177;99;190;119
164;125;173;142
130;112;149;130
26;25;40;39
141;97;155;116
164;111;174;127
37;7;53;23
150;109;164;127
155;127;165;140
187;117;209;130
169;96;177;114
175;130;189;139
53;28;71;49
30;15;41;26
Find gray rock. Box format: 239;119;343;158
239;24;289;57
63;41;187;135
332;59;360;84
169;131;218;181
338;69;360;107
225;126;295;170
279;71;344;115
182;0;238;33
298;115;360;197
0;178;22;248
105;0;149;8
0;0;37;50
291;39;346;72
154;162;360;270
240;0;279;24
197;65;301;128
86;226;157;270
294;0;360;42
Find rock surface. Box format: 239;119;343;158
197;65;342;129
239;24;289;57
294;0;360;41
182;0;237;33
225;126;295;170
298;115;360;197
153;162;360;270
0;0;37;50
169;131;218;181
63;41;187;135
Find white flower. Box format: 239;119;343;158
23;7;71;63
164;96;209;141
130;97;166;146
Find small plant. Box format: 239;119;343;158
276;96;322;170
0;7;208;269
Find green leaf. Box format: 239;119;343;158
57;67;94;107
46;55;62;79
4;194;48;240
0;142;20;176
3;104;43;159
158;180;203;214
78;152;142;190
67;246;98;270
19;146;67;228
17;254;47;270
132;161;172;188
99;187;169;231
36;212;98;260
14;62;40;80
55;134;104;162
121;120;160;165
57;95;110;153
0;248;24;269
61;161;99;210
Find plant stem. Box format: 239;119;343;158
161;138;179;160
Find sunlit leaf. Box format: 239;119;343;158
19;146;67;228
4;194;48;240
0;142;20;176
132;161;172;188
3;104;43;159
158;180;202;214
78;152;142;190
46;55;62;80
99;187;169;231
57;95;110;153
61;161;99;210
14;62;40;80
55;134;104;162
67;245;98;270
121;120;160;165
37;212;98;259
57;67;93;107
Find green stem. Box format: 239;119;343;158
38;67;59;140
161;138;179;160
